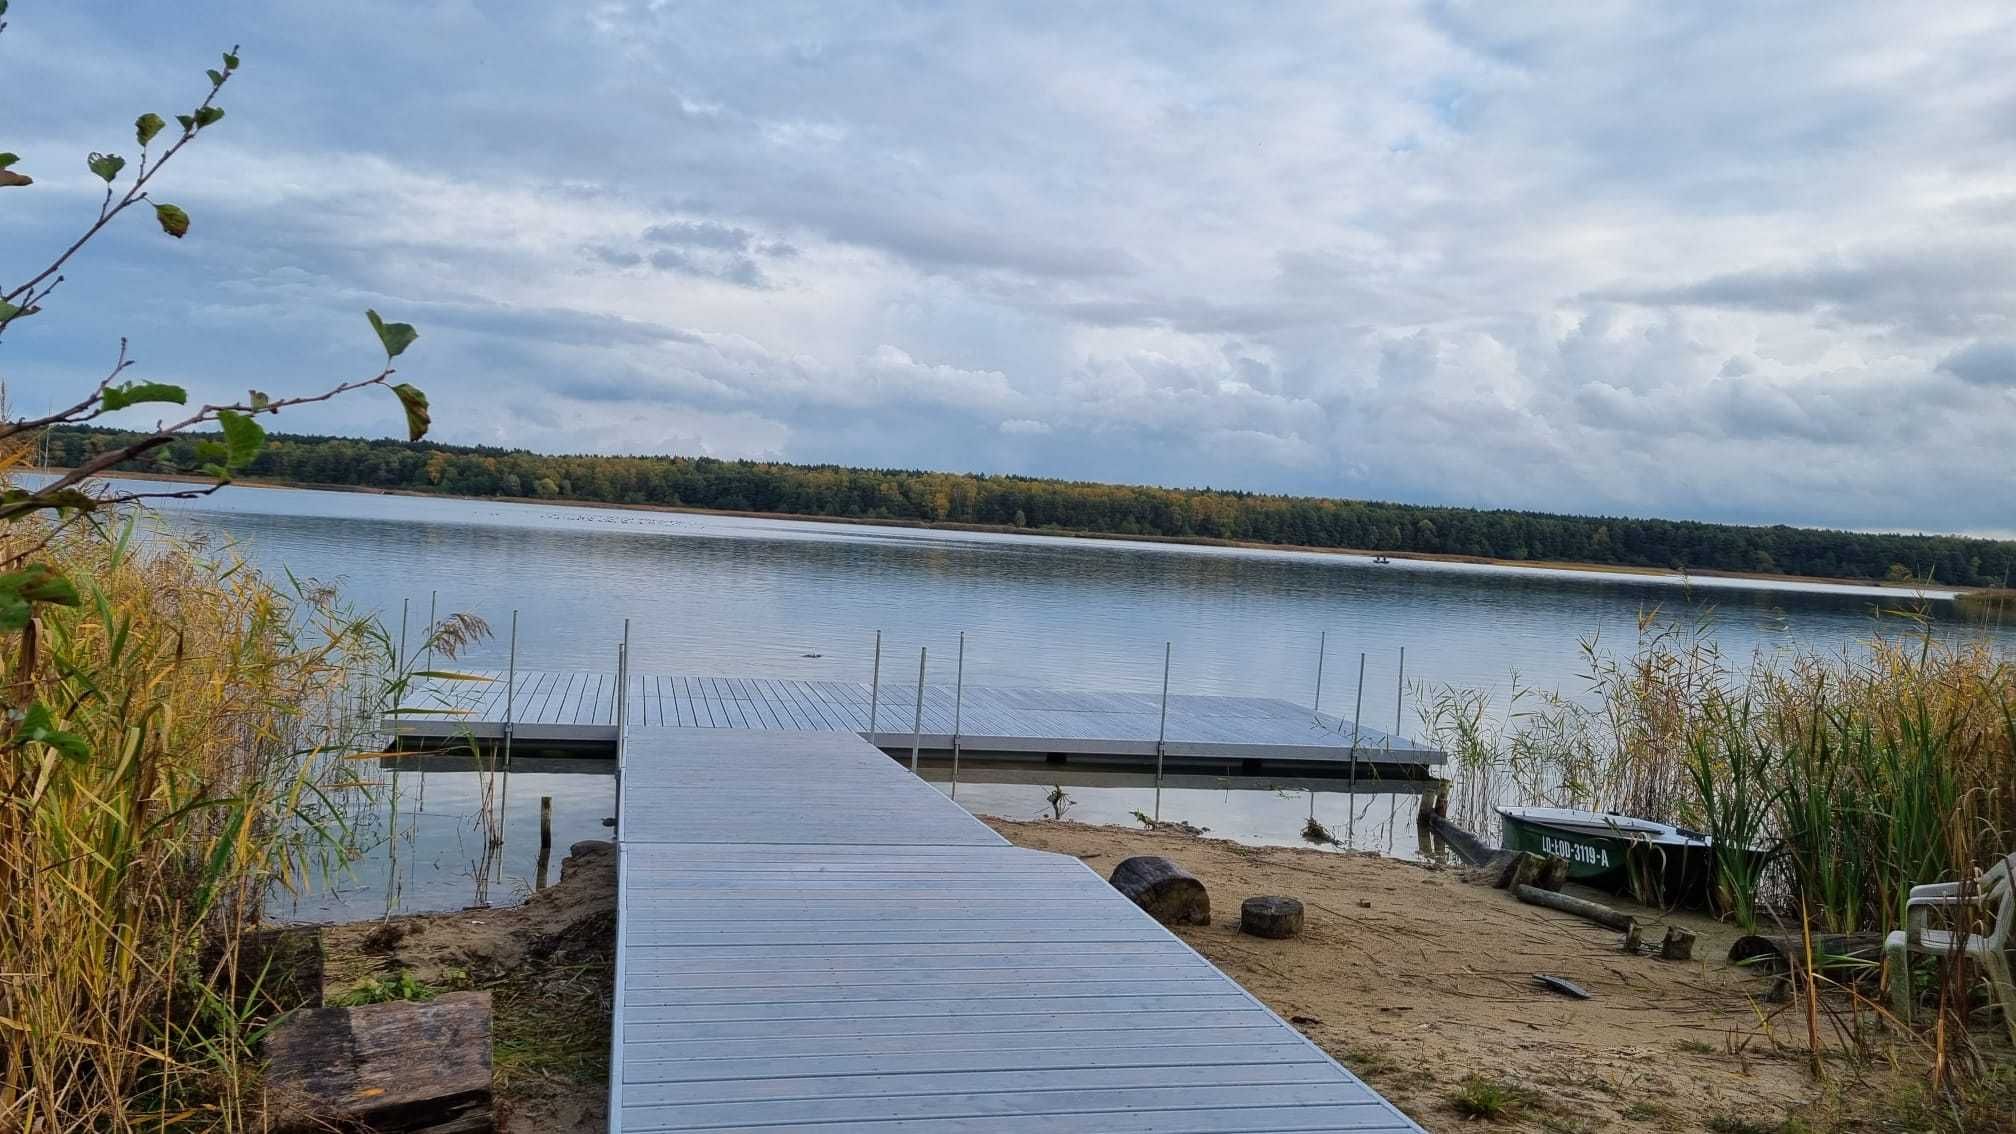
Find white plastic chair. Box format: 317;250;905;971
1884;853;2015;1043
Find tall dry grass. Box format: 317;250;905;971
0;513;397;1132
1420;613;2016;1052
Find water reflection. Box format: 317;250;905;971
275;759;615;924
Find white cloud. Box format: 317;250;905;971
6;2;2016;533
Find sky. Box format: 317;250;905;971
5;2;2016;535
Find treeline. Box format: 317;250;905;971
43;426;2016;587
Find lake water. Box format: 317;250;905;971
93;480;2006;919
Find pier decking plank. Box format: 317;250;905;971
610;727;1422;1133
392;671;1441;772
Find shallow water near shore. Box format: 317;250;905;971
291;757;1448;922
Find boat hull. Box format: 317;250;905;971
1500;812;1718;907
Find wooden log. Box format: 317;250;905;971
264;991;493;1133
1108;855;1210;926
1727;933;1888;982
1424;813;1493;866
1661;926;1698;961
1240;896;1305;939
1514;884;1637;932
1622;923;1644;953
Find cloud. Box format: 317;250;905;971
7;3;2016;535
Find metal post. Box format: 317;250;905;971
909;647;927;773
1348;651;1365;843
1313;629;1326;718
495;610;518;855
425;590;438;672
613;634;628;839
397;597;410;671
1154;642;1171;821
1394;645;1407;736
867;630;882;747
951;632;965;799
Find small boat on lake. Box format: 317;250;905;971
1497;805;1737;907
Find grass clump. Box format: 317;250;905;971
1449;1074;1535;1122
329;970;439;1007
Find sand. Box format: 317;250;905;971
987;818;1838;1134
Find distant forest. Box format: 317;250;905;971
43;426;2016;588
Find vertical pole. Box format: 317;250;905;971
867;630;882;748
1313;629;1326;718
496;610;518;856
909;647;927;773
425;590;438;672
951;631;965;799
1154;642;1171;821
397;597;410;671
1348;651;1365;843
613;637;627;839
1394;645;1407;737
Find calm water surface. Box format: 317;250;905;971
95;481;2002;918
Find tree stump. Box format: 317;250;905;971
1661;926;1698;962
1535;855;1571;891
264;991;494;1133
1240;896;1305;939
1108;855;1210;926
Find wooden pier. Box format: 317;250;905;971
390;671;1442;774
610;727;1425;1133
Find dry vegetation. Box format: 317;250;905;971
0;513;399;1130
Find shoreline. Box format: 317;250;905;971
36;466;1989;600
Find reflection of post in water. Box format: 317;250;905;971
536;796;553;890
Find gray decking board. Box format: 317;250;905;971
390;671;1442;770
610;727;1424;1133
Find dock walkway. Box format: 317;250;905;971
393;670;1441;774
611;727;1425;1132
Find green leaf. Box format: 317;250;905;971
100;381;188;412
154;202;190;238
176;114;195;132
217;410;266;470
87;152;126;183
193;106;225;128
223;50;240;71
135;113;166;146
366;310;419;359
207;69;225;86
392;383;431;441
0;564;81;632
0;301;27;321
11;701;91;762
0;153;17;170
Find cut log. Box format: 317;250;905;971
1424;813;1494;866
1514;884;1637;932
1108;856;1210;926
1240;896;1305;939
1661;926;1698;962
1727;933;1888;982
1536;855;1571;892
264;991;493;1133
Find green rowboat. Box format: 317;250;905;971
1497;806;1722;907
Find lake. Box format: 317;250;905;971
102;480;2006;919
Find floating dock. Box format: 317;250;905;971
389;670;1442;775
610;726;1426;1133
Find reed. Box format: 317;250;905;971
1420;616;2016;1049
0;512;407;1132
